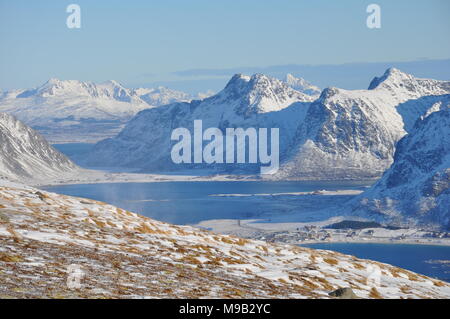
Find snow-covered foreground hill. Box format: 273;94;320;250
0;113;80;183
0;79;199;143
348;107;450;229
0;183;449;298
84;69;450;179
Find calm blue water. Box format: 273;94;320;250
302;243;450;282
43;181;370;225
53;143;94;158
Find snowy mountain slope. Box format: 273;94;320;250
3;78;149;120
285;73;321;96
83;73;315;170
277;68;450;179
346;107;450;229
0;112;79;182
0;79;195;143
1;183;449;298
134;86;194;106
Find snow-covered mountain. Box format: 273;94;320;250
285;73;321;96
0;112;79;182
83;73;315;170
1;182;449;298
0;79;196;143
347;107;450;229
83;69;450;179
133;86;212;106
277;68;450;179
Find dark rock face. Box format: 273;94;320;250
329;287;358;299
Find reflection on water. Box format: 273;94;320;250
302;243;450;283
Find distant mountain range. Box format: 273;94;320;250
81;73;318;171
0;79;211;143
83;68;450;181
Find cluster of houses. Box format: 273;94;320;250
425;231;449;239
254;226;333;244
248;224;450;245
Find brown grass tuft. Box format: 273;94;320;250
323;257;339;266
369;287;382;299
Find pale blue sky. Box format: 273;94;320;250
1;0;449;92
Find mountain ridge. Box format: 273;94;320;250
0;112;79;182
84;69;450;180
0;79;201;143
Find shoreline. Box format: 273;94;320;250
195;218;450;247
298;239;450;247
29;167;378;187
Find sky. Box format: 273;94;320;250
1;0;449;93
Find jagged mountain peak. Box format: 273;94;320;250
135;85;193;106
368;68;413;90
318;87;341;100
218;73;314;114
102;79;122;86
285;73;321;96
224;73;289;93
45;77;64;85
223;73;251;92
368;67;450;97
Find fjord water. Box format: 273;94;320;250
43;180;370;224
302;243;450;283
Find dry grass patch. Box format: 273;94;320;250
434;280;446;287
400;286;411;294
0;252;24;262
220;237;234;245
352;262;365;270
323;257;339;266
314;276;334;291
369;287;383;299
6;225;21;242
